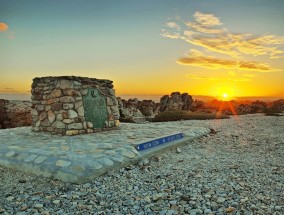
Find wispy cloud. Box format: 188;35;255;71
177;50;274;72
166;22;180;30
0;87;16;93
0;22;8;32
194;11;222;27
161;11;284;71
186;74;219;80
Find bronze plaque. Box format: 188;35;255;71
82;88;108;128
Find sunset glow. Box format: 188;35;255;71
0;1;284;100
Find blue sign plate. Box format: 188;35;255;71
135;133;184;151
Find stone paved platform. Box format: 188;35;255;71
0;122;210;183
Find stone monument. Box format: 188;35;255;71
31;76;120;135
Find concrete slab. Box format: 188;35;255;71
0;122;210;183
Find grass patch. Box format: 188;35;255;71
152;110;229;122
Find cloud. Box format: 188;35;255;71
186;22;224;34
162;11;284;60
166;22;180;30
186;74;219;80
194;11;222;27
1;87;16;93
177;51;274;72
0;22;8;32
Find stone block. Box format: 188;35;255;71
46;127;54;132
60;96;75;103
77;106;84;117
66;130;79;136
87;129;93;133
108;89;115;96
39;111;47;121
115;120;120;127
36;105;45;111
46;98;59;105
110;105;120;116
63;103;74;110
56;114;63;121
63;119;73;124
83;121;87;129
45;105;51;111
51;103;63;111
51;89;62;98
108;120;115;127
37;83;47;87
56;79;74;89
41;119;50;127
68;110;78;119
80;89;88;96
79;130;86;134
48;110;56;123
106;97;114;106
31;109;38;116
75;101;83;110
52;121;66;129
63;89;81;97
62;111;68;119
43;94;50;100
68;123;83;130
36;120;41;127
54;128;65;134
87;122;93;128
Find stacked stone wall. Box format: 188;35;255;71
31;76;120;135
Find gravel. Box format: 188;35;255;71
0;114;283;214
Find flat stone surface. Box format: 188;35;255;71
0;122;209;183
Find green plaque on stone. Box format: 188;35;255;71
82;88;108;128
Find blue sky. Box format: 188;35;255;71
1;0;284;98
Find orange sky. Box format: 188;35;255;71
1;1;284;99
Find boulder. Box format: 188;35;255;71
0;99;32;129
160;92;193;112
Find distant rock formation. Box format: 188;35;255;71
270;99;284;112
250;100;267;113
117;92;194;122
0;99;32;129
236;104;253;114
160;92;193;112
117;98;160;123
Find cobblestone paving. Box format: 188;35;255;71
0;122;209;183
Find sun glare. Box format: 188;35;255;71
223;93;228;99
219;92;231;101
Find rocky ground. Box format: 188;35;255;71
0;114;283;215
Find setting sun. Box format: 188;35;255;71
223;93;229;99
218;92;231;101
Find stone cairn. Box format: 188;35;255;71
31;76;120;135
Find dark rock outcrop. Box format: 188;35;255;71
250;100;267;113
117;98;160;123
0;99;32;129
117;98;146;123
160;92;193;112
270;99;284;112
236;104;253;114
